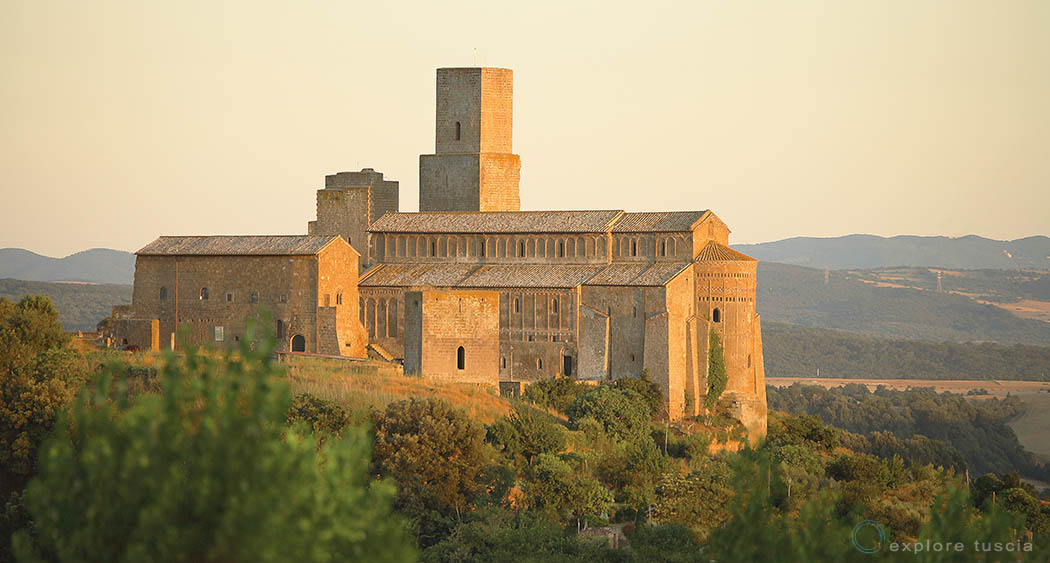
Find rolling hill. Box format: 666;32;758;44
0;248;135;285
0;278;132;331
734;234;1050;270
757;262;1050;345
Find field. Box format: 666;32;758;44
767;377;1050;395
281;355;515;423
1008;390;1050;462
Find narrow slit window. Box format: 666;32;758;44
455;121;461;140
200;287;209;300
457;346;465;370
160;287;167;300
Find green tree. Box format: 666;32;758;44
286;392;351;446
14;331;414;563
522;376;588;413
612;370;663;420
565;386;651;443
371;398;491;519
487;404;566;466
706;330;727;409
528;454;613;532
0;296;84;561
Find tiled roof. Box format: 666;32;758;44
696;241;756;262
137;235;343;256
360;262;696;288
369;211;624;234
460;265;606;288
611;211;708;232
360;263;606;289
584;262;692;287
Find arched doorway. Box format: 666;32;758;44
291;334;306;352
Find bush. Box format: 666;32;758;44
566;386;651;443
522;376;588;413
487;404;566;465
14;331;413;562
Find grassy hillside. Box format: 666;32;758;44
763;321;1050;381
0;278;131;331
757;262;1050;345
735;234;1050;270
0;248;135;284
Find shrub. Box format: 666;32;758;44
14;330;413;562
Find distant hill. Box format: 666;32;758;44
0;278;132;331
0;248;135;285
763;321;1050;381
757;262;1050;346
734;234;1050;270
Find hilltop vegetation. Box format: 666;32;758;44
764;321;1050;381
757;262;1050;345
4;295;1050;560
767;383;1048;480
734;234;1050;270
0;278;131;331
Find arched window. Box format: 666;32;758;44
501;357;507;369
558;241;565;258
537;358;543;369
251;291;259;304
514;298;520;313
457;346;465;370
660;240;666;257
713;308;721;323
552;298;559;314
519;241;526;257
160;287;167;300
631;240;637;257
200;287;209;300
455;121;461;140
430;240;436;257
480;240;486;257
276;319;285;340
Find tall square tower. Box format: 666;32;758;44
419;68;521;212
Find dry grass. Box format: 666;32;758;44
281;356;516;423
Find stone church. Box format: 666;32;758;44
110;67;766;437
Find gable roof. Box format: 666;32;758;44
583;262;692;287
610;211;709;232
695;241;756;262
137;235;347;256
369;211;624;234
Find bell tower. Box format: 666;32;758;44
419;67;521;212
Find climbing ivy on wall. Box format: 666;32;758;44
706;330;727;410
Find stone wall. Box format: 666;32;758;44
310;168;398;269
109;318;159;351
127;242;365;355
403;290;499;387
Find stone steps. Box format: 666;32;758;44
368;343;395;362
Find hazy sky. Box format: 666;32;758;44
2;0;1048;257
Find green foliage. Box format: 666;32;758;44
0;279;132;332
528;454;613;531
0;296;85;561
705;330;727;409
486;404;566;465
287;392;351;445
14;328;413;562
522;376;588;413
768;383;1050;480
971;473;1050;535
0;295;68;374
652;468;732;540
764;320;1050;381
566;386;651;443
371;398;491;519
625;523;705;562
598;438;670;517
422;509;617;563
612;370;663;419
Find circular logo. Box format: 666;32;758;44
851;520;887;554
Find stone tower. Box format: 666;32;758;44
308;168;398;268
419;68;521;212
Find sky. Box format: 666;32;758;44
1;0;1048;258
